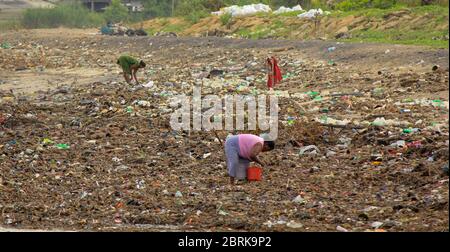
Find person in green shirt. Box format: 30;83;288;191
117;55;146;84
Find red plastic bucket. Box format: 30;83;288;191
247;167;263;181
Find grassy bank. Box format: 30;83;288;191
21;3;104;29
0;8;23;32
0;20;22;32
332;5;449;48
1;3;448;49
138;5;448;48
340;29;449;48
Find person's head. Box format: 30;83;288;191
262;141;275;152
139;60;146;69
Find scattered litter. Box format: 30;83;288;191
218;210;228;216
336;226;348;232
390;140;406;148
286;221;303;229
292;195;306;204
327;47;336;52
55;144;70;150
0;29;447;233
212;4;272;17
371;222;384;229
298;9;329;19
143;81;154;88
299;145;320;156
443;164;449;176
0;42;11;49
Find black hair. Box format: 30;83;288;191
139;61;146;68
264;141;275;151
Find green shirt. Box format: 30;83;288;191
117;55;139;74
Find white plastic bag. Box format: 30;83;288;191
274;5;303;14
298;8;326;19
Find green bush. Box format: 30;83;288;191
0;19;22;31
401;0;449;6
335;0;398;11
335;0;370;11
174;0;210;23
372;0;398;9
185;10;209;24
103;0;129;23
220;12;233;26
22;3;104;29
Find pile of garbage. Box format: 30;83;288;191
210;4;330;19
154;31;178;37
100;23;148;37
212;4;272;17
297;8;330;19
274;5;303;14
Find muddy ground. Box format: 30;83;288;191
0;29;449;232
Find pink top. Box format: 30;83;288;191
239;134;264;160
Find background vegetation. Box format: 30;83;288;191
0;0;447;48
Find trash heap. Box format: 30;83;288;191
274;5;303;15
101;23;148;37
212;4;272;17
0;33;448;232
211;4;330;19
297;9;331;19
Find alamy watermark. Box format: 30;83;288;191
170;86;279;140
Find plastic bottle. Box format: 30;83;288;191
287;116;295;126
56;144;70;150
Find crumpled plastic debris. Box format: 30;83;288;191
212;4;272;17
274;5;303;14
297;9;330;19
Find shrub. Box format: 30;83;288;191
335;0;398;11
22;3;104;29
372;0;398;9
175;0;210;23
220;12;233;26
0;19;22;31
335;0;371;11
103;0;129;23
185;10;209;24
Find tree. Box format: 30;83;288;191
103;0;129;23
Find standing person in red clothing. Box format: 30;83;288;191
266;56;283;90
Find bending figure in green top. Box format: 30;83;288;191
117;55;146;85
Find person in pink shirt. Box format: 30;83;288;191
225;134;275;184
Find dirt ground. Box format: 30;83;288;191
0;29;449;232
